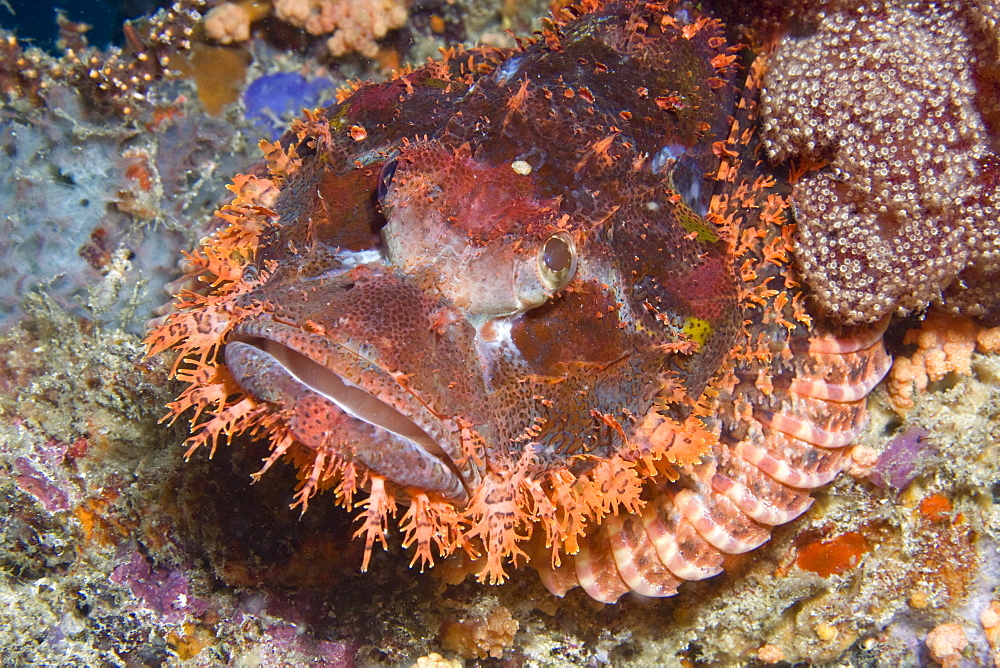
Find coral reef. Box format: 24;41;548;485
176;42;253;114
867;426;933;492
756;643;786;663
411;652;462;668
0;77;258;330
759;0;1000;323
200;0;552;68
985;600;1000;666
5;303;994;665
926;622;968;668
203;0;272;44
0;296;190;664
0;1;998;666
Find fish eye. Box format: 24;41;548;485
538;233;576;290
376;158;398;202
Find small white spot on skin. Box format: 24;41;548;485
511;159;532;175
493;54;525;84
475;318;521;390
646;201;661;211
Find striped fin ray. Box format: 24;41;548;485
534;315;890;603
532;51;891;602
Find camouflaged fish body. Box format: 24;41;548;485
147;0;891;602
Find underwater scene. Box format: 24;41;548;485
0;0;998;665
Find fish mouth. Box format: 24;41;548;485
224;319;477;504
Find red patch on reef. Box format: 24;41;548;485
66;436;90;460
919;493;953;523
795;531;869;577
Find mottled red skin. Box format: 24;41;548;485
150;0;891;600
229;2;742;485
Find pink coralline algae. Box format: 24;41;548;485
759;0;1000;323
109;552;209;624
867;426;934;493
8;436;75;513
257;624;358;667
13;456;71;513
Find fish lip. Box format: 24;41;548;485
225;317;476;503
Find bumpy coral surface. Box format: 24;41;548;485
888;311;1000;413
205;0;408;58
149;0;891;602
759;0;1000;323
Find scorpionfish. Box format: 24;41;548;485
147;0;891;602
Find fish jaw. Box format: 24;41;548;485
223;263;492;504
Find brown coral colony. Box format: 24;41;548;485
759;0;1000;324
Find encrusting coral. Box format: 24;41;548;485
410;653;462;668
925;623;968;668
759;0;1000;324
984;601;1000;667
204;0;408;58
756;644;786;664
0;1;267;331
887;311;1000;413
440;602;519;659
203;0;271;43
